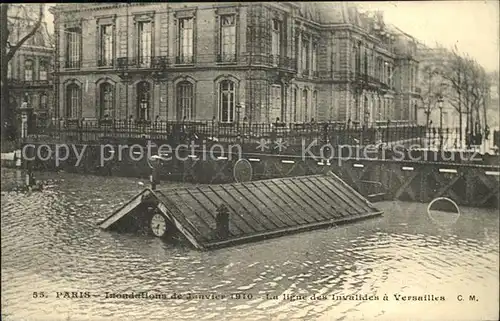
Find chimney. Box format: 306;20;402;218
215;204;230;239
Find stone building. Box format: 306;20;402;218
50;2;419;124
7;5;54;120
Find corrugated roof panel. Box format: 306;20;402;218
247;181;305;227
173;188;246;238
300;178;346;219
204;185;264;234
169;190;220;238
265;179;323;224
100;172;383;250
236;184;289;229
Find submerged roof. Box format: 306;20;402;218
100;172;382;250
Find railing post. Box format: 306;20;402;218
19;104;35;188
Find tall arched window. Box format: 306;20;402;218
177;81;194;120
99;83;114;119
40;93;48;110
24;59;33;81
66;84;81;119
270;84;282;123
137;81;151;121
302;89;308;122
219;80;235;122
39;61;48;81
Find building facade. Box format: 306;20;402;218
7;5;54;120
50;2;419;124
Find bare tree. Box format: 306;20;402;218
439;47;490;147
419;63;446;128
1;3;44;141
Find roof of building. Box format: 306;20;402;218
99;172;382;250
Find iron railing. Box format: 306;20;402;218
25;117;500;155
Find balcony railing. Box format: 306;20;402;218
217;53;237;63
247;54;296;70
175;55;194;65
64;60;81;69
97;58;114;68
152;56;169;69
117;56;167;69
9;79;52;87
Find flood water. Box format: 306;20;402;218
1;168;499;321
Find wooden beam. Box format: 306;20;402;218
99;189;151;229
204;211;383;250
156;202;205;250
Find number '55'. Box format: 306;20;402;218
33;292;46;298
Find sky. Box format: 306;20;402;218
43;2;499;72
358;1;499;72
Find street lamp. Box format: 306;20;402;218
438;96;444;150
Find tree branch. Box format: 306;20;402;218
6;4;43;62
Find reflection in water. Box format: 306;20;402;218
1;169;499;321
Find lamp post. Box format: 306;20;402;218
438;96;444;151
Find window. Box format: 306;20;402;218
270;84;282;122
137;21;152;67
312;43;317;74
301;38;309;74
99;24;114;67
295;35;300;70
385;64;391;85
219;80;235;122
40;93;48;110
376;58;382;81
354;44;361;75
363;47;368;75
99;83;114;119
363;96;369;123
66;84;81;118
410;67;415;92
39;61;48;80
24;59;33;81
178;18;194;64
367;50;373;76
65;28;81;68
34;33;44;46
293;88;297;122
7;62;12;79
302;89;308;122
271;19;281;65
177;81;194;120
389;66;393;87
137;81;151;121
377;98;382;121
219;15;236;62
313;90;318;120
